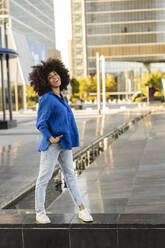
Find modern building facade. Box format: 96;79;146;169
71;0;165;92
0;0;60;111
71;0;87;78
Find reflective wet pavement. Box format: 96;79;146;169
1;109;165;248
48;111;165;214
0;109;149;208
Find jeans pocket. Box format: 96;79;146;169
40;143;53;161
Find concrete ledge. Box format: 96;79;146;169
0;210;165;248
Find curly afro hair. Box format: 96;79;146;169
29;57;70;96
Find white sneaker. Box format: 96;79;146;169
78;208;93;222
36;210;51;224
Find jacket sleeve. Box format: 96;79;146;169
36;96;53;139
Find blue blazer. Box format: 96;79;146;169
36;90;80;151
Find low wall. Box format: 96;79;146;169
0;210;164;248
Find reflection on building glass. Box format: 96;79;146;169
71;0;165;91
0;0;56;111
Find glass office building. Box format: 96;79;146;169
71;0;165;90
0;0;56;110
71;0;87;78
9;0;56;70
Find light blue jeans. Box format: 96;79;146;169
35;142;84;211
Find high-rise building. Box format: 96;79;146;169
71;0;165;91
71;0;87;78
0;0;60;111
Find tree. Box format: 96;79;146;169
26;85;39;106
26;85;38;98
105;74;117;92
138;70;165;96
78;75;92;97
70;78;79;96
90;74;97;92
77;73;117;99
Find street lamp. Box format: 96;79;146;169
96;52;101;114
96;52;106;114
101;55;106;113
0;22;18;129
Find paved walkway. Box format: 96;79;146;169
48;111;165;213
0;108;150;208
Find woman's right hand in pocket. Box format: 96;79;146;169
49;135;63;144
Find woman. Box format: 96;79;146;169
29;58;93;224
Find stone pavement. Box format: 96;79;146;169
0;108;151;208
47;111;165;214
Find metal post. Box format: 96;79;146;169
14;63;19;112
139;67;143;103
81;0;87;78
4;21;13;120
96;52;101;114
101;55;106;113
128;78;131;101
125;73;129;101
146;86;149;105
143;63;151;104
162;79;165;102
0;55;6;121
23;84;27;111
0;26;6;121
6;54;12;120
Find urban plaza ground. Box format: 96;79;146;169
0;103;165;247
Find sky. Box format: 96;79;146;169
54;0;72;67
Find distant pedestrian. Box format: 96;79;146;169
29;57;93;224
